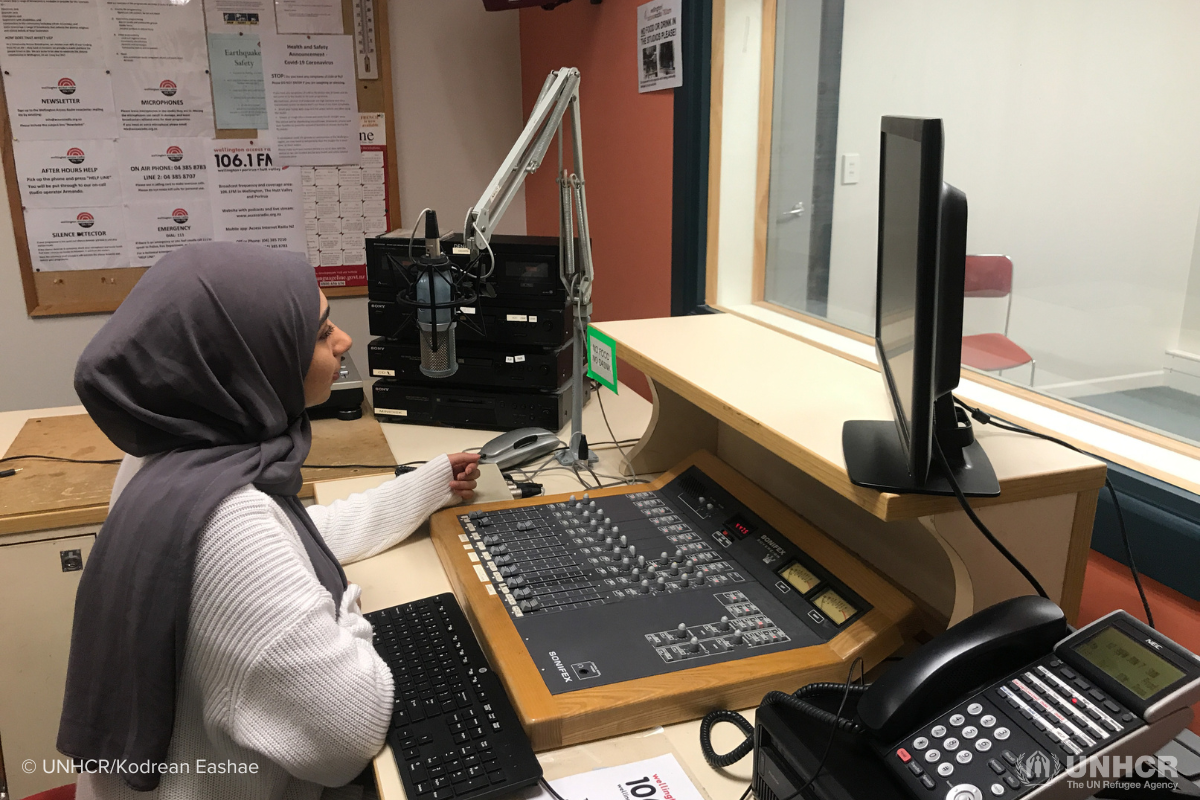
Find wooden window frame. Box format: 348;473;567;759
703;0;1200;491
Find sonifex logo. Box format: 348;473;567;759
549;651;572;683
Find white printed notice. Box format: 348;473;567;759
260;34;359;166
209;138;306;252
0;0;105;68
274;0;342;35
12;139;119;208
203;0;276;32
306;112;390;288
117;137;210;199
636;0;682;93
100;0;208;68
25;205;128;271
528;756;704;800
4;68;118;140
110;66;214;137
124;200;213;266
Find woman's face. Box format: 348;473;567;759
304;292;353;407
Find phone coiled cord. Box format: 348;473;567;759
698;682;869;769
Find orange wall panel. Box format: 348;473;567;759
519;0;676;398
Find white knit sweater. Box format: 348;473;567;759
76;454;457;800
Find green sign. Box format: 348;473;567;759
586;325;618;394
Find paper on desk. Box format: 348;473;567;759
523;754;706;800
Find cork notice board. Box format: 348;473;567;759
2;0;400;317
0;408;398;535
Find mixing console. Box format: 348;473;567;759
432;452;912;749
454;465;874;694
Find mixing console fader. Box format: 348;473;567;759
431;451;913;750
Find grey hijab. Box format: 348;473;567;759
58;242;347;791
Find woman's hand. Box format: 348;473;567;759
447;453;482;502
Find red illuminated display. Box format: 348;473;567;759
725;514;755;538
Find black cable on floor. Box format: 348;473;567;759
952;396;1155;628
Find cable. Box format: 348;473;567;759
596;389;641;484
952;396;1156;628
932;437;1049;599
539;776;571;800
780;659;866;800
0;454;122;465
407;207;433;263
304;460;427;470
698;661;867;772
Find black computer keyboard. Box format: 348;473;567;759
365;593;543;800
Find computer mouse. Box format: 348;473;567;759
478;427;562;470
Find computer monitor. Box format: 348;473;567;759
842;116;998;497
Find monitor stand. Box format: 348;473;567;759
842;403;1000;497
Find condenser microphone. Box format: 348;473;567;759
414;211;458;378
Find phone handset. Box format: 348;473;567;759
857;596;1067;742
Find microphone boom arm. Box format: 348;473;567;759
464;68;597;466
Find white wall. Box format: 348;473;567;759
390;0;527;242
0;0;526;413
825;0;1200;387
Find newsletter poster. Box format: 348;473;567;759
308;113;390;288
637;0;682;93
4;69;118;140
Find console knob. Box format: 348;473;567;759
628;544;637;557
660;551;669;561
732;631;744;644
693;574;705;586
675;623;689;639
589;519;599;528
611;526;620;535
588;500;596;509
581;510;591;518
639;580;651;594
669;561;680;576
687;636;701;653
529;598;540;610
706;503;714;511
621;557;632;571
619;534;628;547
684;559;695;573
647;564;657;576
520;601;531;612
582;493;590;502
604;536;615;550
477;517;492;527
637;554;646;567
655;576;667;591
569;495;577;503
630;567;641;581
719;615;732;631
674;548;684;559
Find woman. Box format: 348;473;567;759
58;242;480;799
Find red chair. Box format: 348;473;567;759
960;254;1036;385
24;785;76;800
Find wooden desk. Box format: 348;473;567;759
591;315;1106;628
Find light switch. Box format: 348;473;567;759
842;153;860;185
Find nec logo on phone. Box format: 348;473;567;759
1145;639;1163;650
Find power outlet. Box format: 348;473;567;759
842;153;860;185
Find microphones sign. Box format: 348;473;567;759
587;326;618;394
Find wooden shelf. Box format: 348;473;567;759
593;314;1106;522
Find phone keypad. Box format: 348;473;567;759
889;654;1145;798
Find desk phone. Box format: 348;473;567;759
750;596;1200;800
